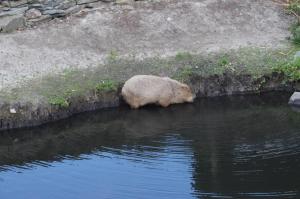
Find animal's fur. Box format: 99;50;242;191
121;75;194;108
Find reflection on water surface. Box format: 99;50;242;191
0;92;299;198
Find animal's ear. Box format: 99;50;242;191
182;85;192;92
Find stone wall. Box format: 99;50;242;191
0;0;137;32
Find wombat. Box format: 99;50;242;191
121;75;194;108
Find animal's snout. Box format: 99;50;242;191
187;95;195;102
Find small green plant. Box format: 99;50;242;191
174;67;194;81
217;55;236;72
287;0;300;16
218;55;230;66
175;52;192;61
107;50;118;62
273;58;300;81
290;23;300;44
95;80;117;92
49;96;69;108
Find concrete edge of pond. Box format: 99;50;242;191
0;71;296;131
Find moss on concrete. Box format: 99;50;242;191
49;96;69;108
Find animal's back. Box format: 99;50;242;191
122;75;169;98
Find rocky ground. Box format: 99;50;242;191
0;0;297;130
0;0;293;90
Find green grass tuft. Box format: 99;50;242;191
173;67;194;82
175;52;193;61
218;55;230;66
273;57;300;81
290;23;300;44
49;96;69;108
288;0;300;15
95;80;118;92
286;0;300;44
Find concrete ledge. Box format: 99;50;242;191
0;71;294;131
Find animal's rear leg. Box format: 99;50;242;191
130;97;140;109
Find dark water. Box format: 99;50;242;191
0;92;300;199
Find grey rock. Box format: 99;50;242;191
0;7;28;17
0;15;26;33
8;0;28;7
115;0;134;5
3;7;11;11
25;8;42;19
65;5;82;15
44;0;66;7
0;1;10;7
289;92;300;106
42;9;66;17
27;0;41;3
29;3;44;9
55;0;76;10
77;0;99;5
41;0;56;7
26;14;51;25
40;6;54;11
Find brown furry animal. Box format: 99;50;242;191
121;75;194;108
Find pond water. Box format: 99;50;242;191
0;92;300;199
